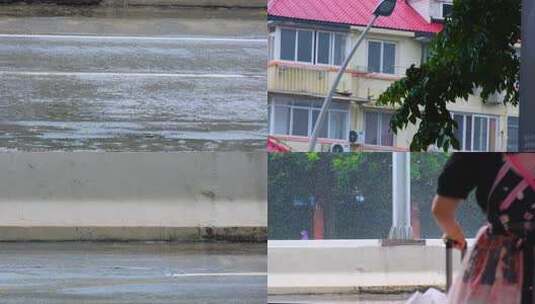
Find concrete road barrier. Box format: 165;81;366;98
268;239;475;294
0;152;267;241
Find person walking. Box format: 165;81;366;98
433;153;535;304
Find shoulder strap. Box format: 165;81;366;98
507;154;535;191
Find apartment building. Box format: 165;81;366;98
267;0;519;152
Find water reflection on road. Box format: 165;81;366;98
0;9;266;151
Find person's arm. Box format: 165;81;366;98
432;195;467;250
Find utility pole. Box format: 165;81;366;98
519;0;535;151
388;152;413;240
308;0;397;151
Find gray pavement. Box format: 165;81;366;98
0;242;267;303
0;10;267;151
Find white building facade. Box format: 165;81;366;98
267;0;519;152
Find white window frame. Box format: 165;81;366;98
452;112;499;152
269;100;350;141
472;114;490;152
454;114;468;150
277;27;293;61
268;31;276;61
364;110;394;147
295;29;315;63
289;104;312;137
269;102;291;135
314;31;348;67
276;26;348;66
507;116;519;152
333;32;349;66
315;30;333;66
278;27;307;62
327;109;350;139
367;39;398;75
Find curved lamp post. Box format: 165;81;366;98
308;0;397;152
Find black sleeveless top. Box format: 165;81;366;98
438;152;535;235
437;152;504;212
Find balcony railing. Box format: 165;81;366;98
268;61;410;102
267;61;352;97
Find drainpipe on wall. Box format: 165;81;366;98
519;0;535;151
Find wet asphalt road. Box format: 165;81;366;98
268;293;411;304
0;242;267;303
0;10;267;151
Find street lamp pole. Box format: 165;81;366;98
389;152;413;240
519;0;535;151
308;0;396;152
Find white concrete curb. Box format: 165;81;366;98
268;239;475;294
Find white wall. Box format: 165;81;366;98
408;0;432;22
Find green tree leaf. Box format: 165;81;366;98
378;0;520;151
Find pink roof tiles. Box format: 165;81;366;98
268;0;443;34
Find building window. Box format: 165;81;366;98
364;111;394;146
278;27;347;66
329;111;348;139
280;28;297;61
422;43;433;63
279;28;314;63
316;31;347;66
367;40;396;74
292;107;309;136
333;33;347;65
316;32;331;64
442;3;453;18
270;99;349;140
452;113;499;151
273;105;291;135
507;116;519;152
297;30;314;63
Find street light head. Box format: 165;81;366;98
373;0;396;17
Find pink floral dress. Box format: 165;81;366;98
449;154;535;304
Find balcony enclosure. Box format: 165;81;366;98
267;61;402;102
268;24;410;101
267;23;517;152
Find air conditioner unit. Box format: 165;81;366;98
473;86;504;104
349;130;365;144
486;92;504;104
330;143;351;153
427;145;442;152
